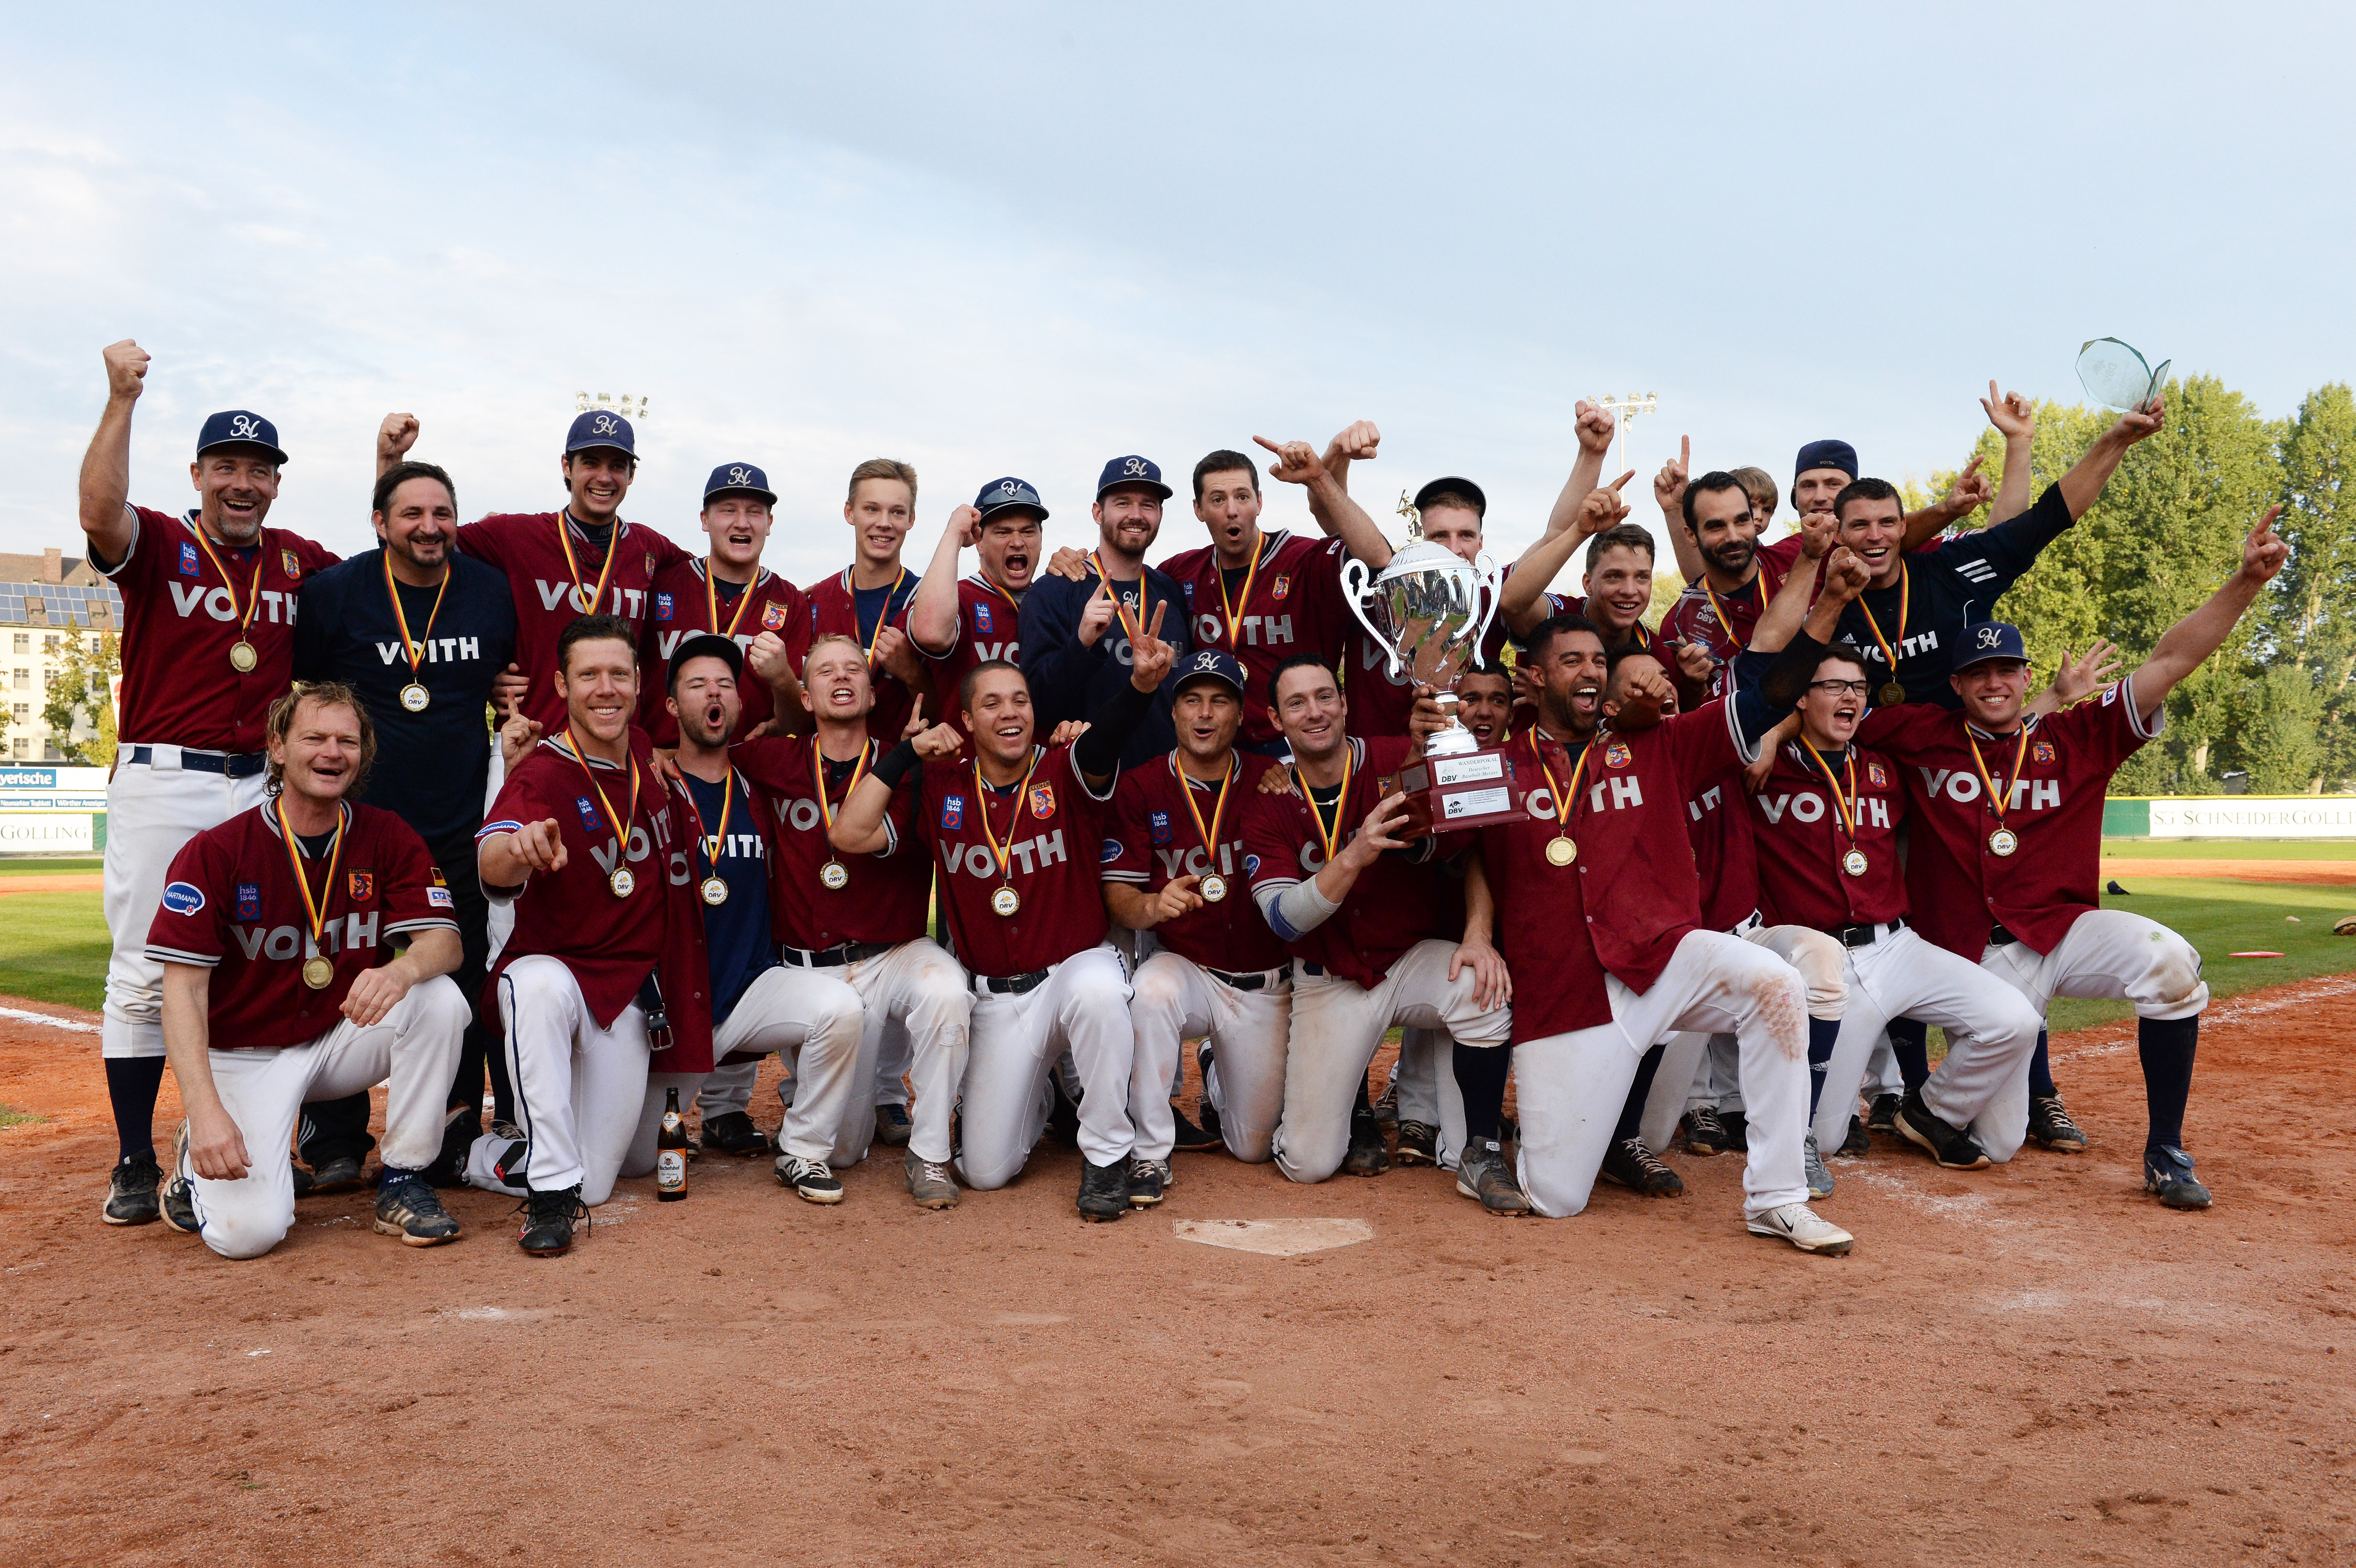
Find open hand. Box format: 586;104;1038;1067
1450;937;1512;1012
1046;545;1091;582
2050;639;2123;705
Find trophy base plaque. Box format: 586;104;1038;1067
1396;746;1527;835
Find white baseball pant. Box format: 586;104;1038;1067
1128;952;1290;1162
810;940;973;1167
627;965;865;1176
1273;940;1506;1186
956;944;1133;1190
465;955;647;1206
101;748;268;1057
181;976;468;1259
695;1059;761;1123
1519;929;1808;1221
1393;1027;1454;1151
1808;924;2043;1160
1983;909;2208;1022
1647;922;1843;1150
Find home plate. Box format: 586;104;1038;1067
1173;1218;1374;1256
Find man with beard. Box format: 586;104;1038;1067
732;634;974;1209
639;463;806;751
78;340;341;1225
1021;456;1193;768
907;478;1045;740
1102;651;1292;1194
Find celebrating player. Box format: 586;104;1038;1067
1102;651;1293;1193
789;458;929;744
905;478;1045;739
640;463;805;747
148;685;469;1258
733;633;974;1209
77;340;340;1226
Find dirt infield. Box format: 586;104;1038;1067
2;986;2351;1567
2099;858;2356;886
0;874;101;896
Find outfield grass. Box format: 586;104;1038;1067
0;857;102;877
2103;838;2356;861
0;891;108;1011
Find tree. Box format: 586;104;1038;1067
42;629;120;767
2268;382;2356;787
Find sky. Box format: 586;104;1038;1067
4;2;2352;588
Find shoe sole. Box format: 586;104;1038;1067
1171;1138;1221;1153
2033;1132;2090;1154
1748;1220;1853;1256
1077;1207;1125;1222
1455;1176;1531;1215
1893;1108;1991;1170
2146;1178;2212;1210
704;1142;771;1158
1682;1142;1725;1158
1395;1149;1439;1167
908;1193;959;1210
161;1192;199;1235
791;1185;845;1205
103;1203;159;1226
519;1239;572;1257
374;1217;460;1247
1127;1193;1165;1208
1599;1169;1683;1198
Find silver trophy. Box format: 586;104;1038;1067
1339;492;1502;758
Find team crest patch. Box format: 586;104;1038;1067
1603;740;1632;769
942;795;965;830
973;602;994;634
430;865;447;886
1181;582;1196;600
236;882;261;921
1028;784;1057;820
177;540;201;577
1100;838;1123;864
347;870;374;901
1149;809;1172;845
427;887;454;909
1244;853;1260;876
643;552;656;577
2101;686;2118;706
1272;575;1291;601
1867;761;1888;789
281;548;300;579
654;592;674;622
161;881;206;916
2033;740;2055;766
762;602;787;632
576;796;601;833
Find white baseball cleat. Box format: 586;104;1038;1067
1746;1201;1853;1256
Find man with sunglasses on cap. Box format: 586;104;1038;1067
906;478;1045;740
77;339;341;1226
639;463;806;753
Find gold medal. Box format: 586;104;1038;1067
811;743;873;896
1174;755;1239;914
700;875;729;905
1856;560;1910;712
382;550;451;718
1199;872;1229;903
1964;725;2033;867
1802;738;1872;886
1529;730;1596;869
819;860;850;891
1545;835;1577;867
229;639;258;674
1878;681;1905;707
1843;848;1869;877
190;519;267;678
1988;828;2018;857
399;682;430;713
610;866;636;897
991;884;1021;918
273;794;349;998
568;727;644;904
301;955;335;990
973;751;1042;924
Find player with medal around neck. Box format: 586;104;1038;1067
665;637;751;907
376;463;462;714
796;634;879;893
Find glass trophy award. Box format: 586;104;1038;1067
2075;338;2170;414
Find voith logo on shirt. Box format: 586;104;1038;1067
942;829;1068;879
1756;790;1892;828
1518;773;1647;821
1916;766;2061;811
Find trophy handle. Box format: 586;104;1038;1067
1463;550;1503;672
1341;555;1404;678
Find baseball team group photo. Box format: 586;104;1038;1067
4;7;2351;1566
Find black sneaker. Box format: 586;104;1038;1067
1394;1120;1440;1167
1680;1106;1729;1156
374;1174;463;1246
517;1186;587;1256
2143;1145;2212;1210
873;1103;914;1147
423;1105;480;1187
775;1153;845;1205
1892;1087;1991;1170
305;1154;367;1195
2028;1094;2088;1153
1198;1097;1222;1147
701;1110;770;1157
1865;1093;1901;1134
103;1150;162;1226
1125;1155;1171;1207
1372;1079;1401;1131
1599;1136;1684;1197
1341;1104;1390;1176
1840;1115;1871;1156
1719;1110;1749;1152
1170;1104;1220;1153
1455;1137;1530;1215
161;1125;199;1234
1077;1157;1127;1221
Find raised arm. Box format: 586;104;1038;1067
1257;435;1396;571
1744;512;1838;654
376;413;420;478
1501;472;1635;633
2128;508;2287;720
2059;401;2166;521
1653;435;1702;583
1319;419;1381;496
78;340;147;566
1980;381;2038;523
831;725;960;855
1896;453;1993;549
1540;400;1617;539
907;505;979;654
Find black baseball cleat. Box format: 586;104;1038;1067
1892;1087;1991;1170
1170;1103;1221;1153
2027;1094;2088;1153
424;1105;481;1188
873;1103;914;1147
1076;1157;1128;1221
103;1151;162;1226
161;1126;199;1234
1719;1110;1749;1152
375;1174;463;1246
1372;1079;1401;1131
701;1111;770;1157
1342;1104;1390;1176
1599;1136;1684;1198
517;1186;588;1256
1455;1137;1531;1215
305;1154;367;1196
1680;1106;1729;1157
2144;1145;2213;1210
1394;1120;1440;1167
1841;1115;1871;1156
1125;1154;1171;1207
1865;1093;1901;1134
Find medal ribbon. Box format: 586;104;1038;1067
811;739;874;838
847;567;908;666
706;562;757;638
189;519;264;645
972;750;1042;883
1212;542;1263;648
1528;729;1597;835
1799;737;1863;847
567;729;643;865
1856;558;1909;693
274;794;346;966
382;549;450;685
973;571;1018;610
1964;723;2032;830
1288;744;1357;866
1086;550;1150;647
683;767;740;872
1699;570;1755;660
1175;754;1236;881
554;511;619;616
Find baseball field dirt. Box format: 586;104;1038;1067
1;983;2350;1567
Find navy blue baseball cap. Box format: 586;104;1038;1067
1172;647;1248;699
195;410;287;465
1414;476;1488;518
1794;439;1859;480
1095;455;1172;501
565;409;637;459
974;476;1049;523
1953;621;2029;671
667;631;743;692
702;461;776;505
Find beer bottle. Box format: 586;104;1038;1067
656;1087;688;1201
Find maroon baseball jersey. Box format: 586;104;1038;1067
1659;547;1809;697
1163;531;1351;748
1746;738;1909;932
1857;680;2159;959
1103;751;1290;973
639;558;805;746
1475;706;1749;1042
1686;766;1761;933
732;734;933;951
912;574;1024;740
456;511;692;732
1343;559;1567;740
98;508;338;753
478;731;682;1027
792;568;924;744
911;744;1113;978
145;800;457;1052
1239;735;1462;988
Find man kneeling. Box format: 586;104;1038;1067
152;684;468;1259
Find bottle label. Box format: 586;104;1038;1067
656;1150;686;1190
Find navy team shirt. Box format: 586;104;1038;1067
680;770;778;1027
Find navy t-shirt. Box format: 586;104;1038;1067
680;770;778;1027
293;548;518;848
1019;563;1190;768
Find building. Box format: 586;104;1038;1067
0;547;121;762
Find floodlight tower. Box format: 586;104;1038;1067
1594;392;1657;480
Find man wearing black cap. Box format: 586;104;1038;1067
1021;456;1193;768
76;338;341;1225
639;462;805;751
906;478;1045;739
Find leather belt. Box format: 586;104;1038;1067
1205;962;1290;992
1989;922;2021;947
1297;961;1328;979
781;940;894;969
976;969;1050;995
126;745;266;778
1830;917;1907;949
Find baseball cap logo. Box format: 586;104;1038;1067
1000;479;1019;497
229;414;260;439
1976;626;2001;649
728;465;751;486
593;413;620;435
1192;653;1219;672
1123;457;1147;477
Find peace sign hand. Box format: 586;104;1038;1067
1129;599;1175;692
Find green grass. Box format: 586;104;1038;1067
0;891;108;1011
2102;838;2356;861
0;857;102;876
2042;876;2356;1034
0;1105;49;1127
